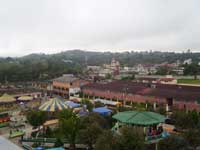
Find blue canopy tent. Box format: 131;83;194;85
33;147;44;150
92;107;112;116
46;147;64;150
65;101;81;108
78;108;89;117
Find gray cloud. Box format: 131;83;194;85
0;0;199;56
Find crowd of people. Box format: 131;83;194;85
147;125;163;137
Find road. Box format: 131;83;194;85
0;124;33;149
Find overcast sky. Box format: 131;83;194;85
0;0;200;56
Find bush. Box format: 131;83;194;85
94;101;105;108
45;127;52;137
32;142;41;148
81;99;94;112
171;110;199;129
158;136;189;150
54;138;64;147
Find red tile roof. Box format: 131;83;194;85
82;81;200;102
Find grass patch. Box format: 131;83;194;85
178;79;200;85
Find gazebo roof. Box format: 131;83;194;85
0;93;16;103
112;111;165;126
39;98;68;112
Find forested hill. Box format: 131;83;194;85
0;50;200;82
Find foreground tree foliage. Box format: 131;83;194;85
54;138;64;148
79;123;103;150
27;110;47;128
183;129;200;149
26;108;200;149
81;99;94;112
116;127;145;150
171;110;200;129
81;112;108;128
58;109;74;120
158;136;190;150
94;101;105;108
59;109;81;150
79;113;109;150
95;130;117;150
95;127;145;150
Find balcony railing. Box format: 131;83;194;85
53;89;69;94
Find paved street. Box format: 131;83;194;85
0;124;33;149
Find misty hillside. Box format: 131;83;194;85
0;50;200;82
21;50;200;65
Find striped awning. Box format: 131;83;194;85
0;93;16;103
39;98;68;112
18;96;33;101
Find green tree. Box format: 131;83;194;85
95;130;117;150
115;127;145;150
79;123;103;150
59;110;80;150
189;110;200;125
54;138;64;148
171;110;197;129
184;63;200;80
184;129;200;149
121;74;135;81
94;101;105;108
78;112;110;149
158;136;190;150
81;99;94;112
81;113;108;128
27;110;47;128
156;67;170;75
157;106;166;115
58;109;74;120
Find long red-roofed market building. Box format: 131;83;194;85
82;81;200;111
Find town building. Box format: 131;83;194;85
82;81;200;111
32;81;53;95
86;58;121;78
133;64;157;75
183;58;192;65
87;66;101;72
103;58;120;76
53;74;90;98
172;67;184;75
136;75;177;84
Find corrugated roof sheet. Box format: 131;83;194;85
83;81;200;101
53;74;78;83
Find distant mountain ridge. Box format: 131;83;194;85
19;50;200;65
0;50;200;83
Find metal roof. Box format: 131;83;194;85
112;111;165;126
